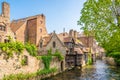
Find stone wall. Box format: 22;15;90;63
105;57;116;66
0;50;40;79
0;50;62;79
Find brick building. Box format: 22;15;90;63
0;2;48;46
10;14;48;46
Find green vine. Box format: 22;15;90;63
0;41;37;59
25;43;37;57
36;68;57;75
0;41;24;59
41;55;52;69
21;58;27;66
53;50;64;61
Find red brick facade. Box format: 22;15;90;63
10;15;47;46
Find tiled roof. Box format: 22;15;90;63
83;48;90;53
10;20;26;32
42;35;51;47
57;32;69;41
74;47;83;54
63;37;73;42
10;14;44;33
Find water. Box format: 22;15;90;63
44;60;120;80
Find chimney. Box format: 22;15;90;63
69;29;74;37
74;30;77;39
2;2;10;18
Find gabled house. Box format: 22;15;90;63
63;37;75;54
38;31;67;56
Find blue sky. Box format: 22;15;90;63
0;0;86;33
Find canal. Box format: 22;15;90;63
43;60;120;80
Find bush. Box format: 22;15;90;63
37;68;57;75
108;52;120;59
0;41;24;58
41;56;52;69
3;73;36;80
53;50;64;61
25;43;37;57
47;48;52;55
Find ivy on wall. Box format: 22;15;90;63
0;41;37;59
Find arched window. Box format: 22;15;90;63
40;42;42;48
53;41;56;48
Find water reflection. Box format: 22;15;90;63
44;60;120;80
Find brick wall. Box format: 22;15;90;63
27;18;37;44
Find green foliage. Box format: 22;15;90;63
21;58;27;66
109;52;120;59
53;50;64;61
108;52;120;65
86;53;92;65
2;67;57;80
0;41;24;59
3;73;36;80
15;42;24;53
3;68;57;80
36;56;42;60
79;0;120;63
0;41;38;59
47;48;52;55
25;43;37;57
36;68;57;75
41;55;52;69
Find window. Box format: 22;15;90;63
4;39;10;43
53;41;56;48
40;29;42;33
40;21;43;24
0;26;5;31
40;42;42;48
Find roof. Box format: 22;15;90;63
83;48;90;53
10;14;45;32
42;35;51;47
63;37;74;43
74;47;83;54
41;32;66;48
57;32;69;41
10;20;26;32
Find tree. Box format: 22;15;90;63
78;0;120;52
